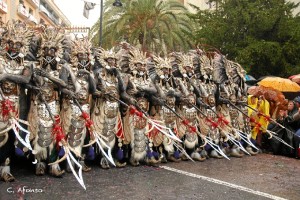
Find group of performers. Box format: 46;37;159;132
0;21;269;188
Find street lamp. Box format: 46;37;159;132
99;0;122;47
113;0;123;7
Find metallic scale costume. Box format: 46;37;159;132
124;48;158;166
174;53;206;161
152;56;181;162
60;37;97;172
92;48;128;169
28;27;66;176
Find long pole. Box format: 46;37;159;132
99;0;103;46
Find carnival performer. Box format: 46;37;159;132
59;37;98;172
0;21;33;181
192;51;225;159
27;27;67;176
123;48;158;166
150;56;182;162
199;82;223;158
92;48;133;169
171;52;206;161
211;52;246;157
217;80;247;157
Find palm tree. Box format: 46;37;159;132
90;0;193;55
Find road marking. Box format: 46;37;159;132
160;166;287;200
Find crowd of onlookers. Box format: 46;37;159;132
248;95;300;159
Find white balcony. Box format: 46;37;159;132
39;4;60;25
28;14;38;24
0;1;8;14
17;4;29;19
27;0;40;8
39;4;50;18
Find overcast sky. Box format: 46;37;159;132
55;0;100;27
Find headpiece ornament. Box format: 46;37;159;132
1;21;33;56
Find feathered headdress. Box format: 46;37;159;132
176;53;194;76
70;37;94;66
225;60;246;82
168;52;185;77
152;55;172;78
95;47;117;67
37;27;65;61
199;53;213;78
1;21;33;56
129;48;147;70
178;53;194;69
153;55;171;70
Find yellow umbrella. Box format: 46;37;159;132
258;77;300;92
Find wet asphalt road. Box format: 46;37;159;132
0;154;299;200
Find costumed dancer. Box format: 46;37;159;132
214;54;243;157
123;48;158;166
150;56;181;162
59;37;98;172
194;50;224;159
236;94;258;155
28;27;67;176
171;52;206;161
92;48;132;168
0;21;33;181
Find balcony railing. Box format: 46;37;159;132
28;14;38;24
39;4;50;17
39;4;60;25
17;4;29;19
0;1;8;14
27;0;40;8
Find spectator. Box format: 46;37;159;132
293;96;300;108
286;100;299;131
270;100;298;157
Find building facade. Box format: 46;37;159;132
0;0;71;26
178;0;215;12
290;0;300;15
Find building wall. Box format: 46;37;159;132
0;0;71;26
182;0;210;11
0;0;9;23
289;0;300;15
178;0;215;13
